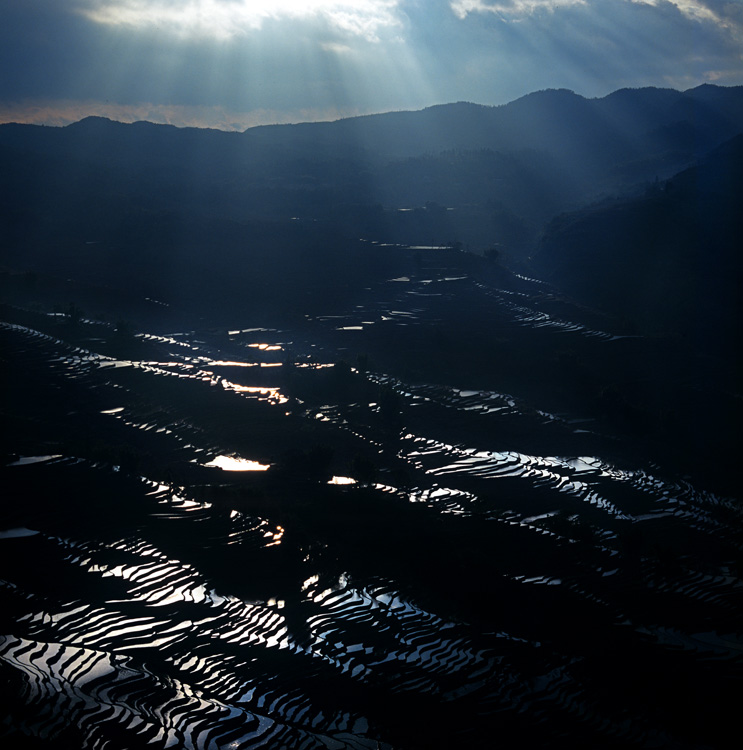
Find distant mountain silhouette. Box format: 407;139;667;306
248;85;743;163
1;84;741;320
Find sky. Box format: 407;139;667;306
1;0;742;130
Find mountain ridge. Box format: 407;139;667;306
1;84;741;328
3;84;741;203
51;83;741;133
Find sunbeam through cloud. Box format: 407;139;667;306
77;0;405;41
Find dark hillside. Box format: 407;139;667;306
2;85;743;269
533;134;743;357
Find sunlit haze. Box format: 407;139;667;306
1;0;742;128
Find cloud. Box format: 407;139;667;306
450;0;586;19
0;1;412;111
75;0;405;42
450;0;743;39
630;1;743;42
320;41;356;54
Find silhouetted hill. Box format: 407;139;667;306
1;84;741;317
533;133;743;358
2;84;742;201
247;85;743;163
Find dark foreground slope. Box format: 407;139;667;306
2;248;742;749
1;86;742;750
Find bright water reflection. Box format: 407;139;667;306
329;476;357;485
0;528;40;539
220;381;288;405
202;456;271;472
7;455;62;466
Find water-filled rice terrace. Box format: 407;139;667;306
1;262;741;749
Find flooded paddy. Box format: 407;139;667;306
1;260;741;749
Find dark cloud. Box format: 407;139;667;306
1;1;103;100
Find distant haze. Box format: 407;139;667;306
2;0;742;129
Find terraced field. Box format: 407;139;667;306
1;257;741;749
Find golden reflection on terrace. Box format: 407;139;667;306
265;525;285;547
221;381;289;405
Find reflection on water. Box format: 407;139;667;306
264;524;285;547
206;360;259;367
0;527;39;539
202;455;271;471
7;455;62;466
221;381;288;405
329;476;357;485
228;327;276;335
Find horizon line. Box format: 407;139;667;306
0;83;737;133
